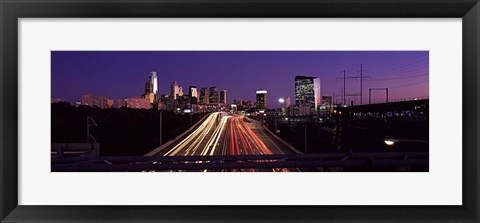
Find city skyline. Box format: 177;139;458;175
52;51;429;107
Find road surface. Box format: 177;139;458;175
150;112;299;171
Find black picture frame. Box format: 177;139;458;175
1;0;479;222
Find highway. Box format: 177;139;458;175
150;112;298;171
159;112;228;156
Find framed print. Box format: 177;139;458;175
1;0;479;222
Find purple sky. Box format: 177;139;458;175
51;51;429;107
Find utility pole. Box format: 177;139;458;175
274;112;278;133
159;110;163;146
341;65;369;106
342;70;347;106
304;122;308;153
86;116;89;143
360;64;364;105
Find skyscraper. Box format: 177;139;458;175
145;80;153;95
189;86;199;104
150;71;158;96
171;81;183;100
200;87;209;105
220;90;227;105
209;86;219;104
256;90;268;109
143;72;158;104
294;75;321;112
285;96;292;108
178;86;184;97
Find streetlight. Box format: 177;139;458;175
278;98;285;115
275;98;285;134
384;138;429;146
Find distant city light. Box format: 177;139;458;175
278;98;285;103
256;90;267;94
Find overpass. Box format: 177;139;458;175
51;151;428;172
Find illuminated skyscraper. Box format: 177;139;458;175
189;86;199;103
294;75;321;112
171;81;183;100
145;81;152;94
220;90;227;105
178;86;184;97
144;79;154;104
256;90;268;109
150;71;158;96
209;86;219;104
200;87;209;104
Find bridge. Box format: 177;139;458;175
51;151;428;172
335;99;429;119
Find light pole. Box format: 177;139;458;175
159;110;163;146
276;98;285;134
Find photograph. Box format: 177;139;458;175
51;51;429;172
3;0;478;221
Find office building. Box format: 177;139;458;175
234;98;243;107
294;75;321;112
81;93;111;109
200;87;209;105
189;86;199;104
256;90;268;109
145;80;153;95
220;90;227;105
125;97;152;109
150;71;158;96
114;98;125;108
321;96;332;106
285;96;292;107
171;81;183;100
143;72;158;104
209;86;219;104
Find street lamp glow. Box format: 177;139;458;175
384;138;428;146
278;98;285;103
384;138;399;146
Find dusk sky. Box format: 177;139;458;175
51;51;428;107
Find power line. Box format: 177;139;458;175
345;64;369;105
374;58;429;75
388;80;429;89
369;73;428;81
